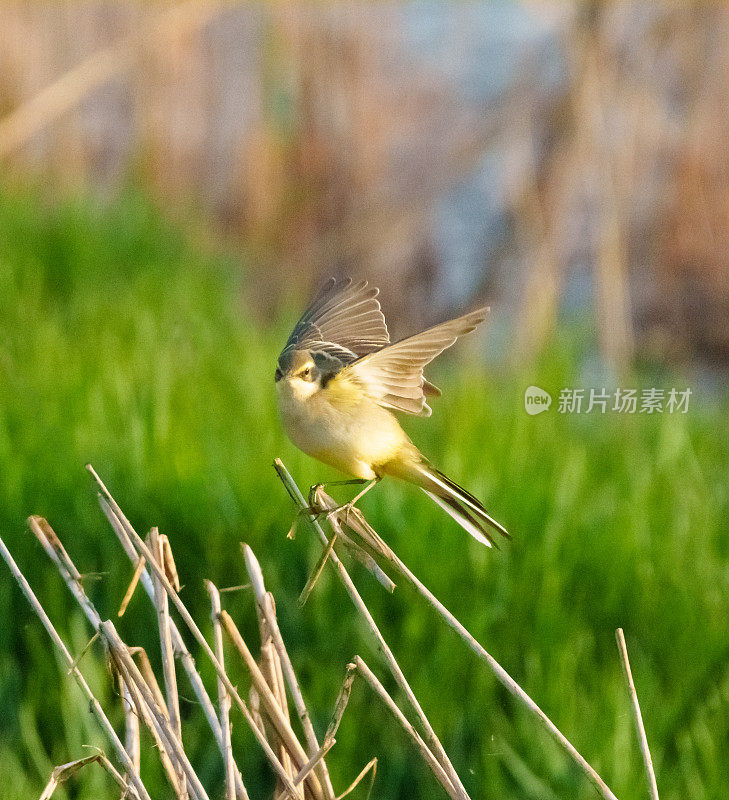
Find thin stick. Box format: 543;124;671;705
150;529;186;798
116;661;183;796
274;460;470;800
118;555;146;617
119;675;141;780
206;582;238;800
293;740;336;787
616;628;660;800
0;534;150;800
38;752;131;800
299;528;338;606
243;545;336;800
88;465;300;800
103;620;208;800
335;758;377;800
277;463;621;800
99;496;251;800
324;663;358;745
353;656;457;799
220;610;322;800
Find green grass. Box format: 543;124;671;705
1;183;728;799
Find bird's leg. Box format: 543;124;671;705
326;478;380;526
308;478;369;510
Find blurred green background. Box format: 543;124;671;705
2;3;729;800
1;184;728;799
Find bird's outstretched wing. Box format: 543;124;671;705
279;277;390;364
340;307;489;416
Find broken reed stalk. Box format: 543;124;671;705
38;752;131;800
98;495;250;800
220;610;322;800
205;582;238;800
352;656;459;799
87;464;302;800
348;509;621;800
27;516;184;795
275;458;623;800
273;459;471;800
102;620;209;800
119;675;141;781
150;528;187;798
0;533;152;800
119;655;184;797
616;628;660;800
243;544;337;800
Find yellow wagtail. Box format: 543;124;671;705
275;277;508;546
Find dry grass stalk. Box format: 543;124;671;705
119;674;141;782
115;658;183;797
333;758;377;800
255;593;298;798
352;656;458;799
118;554;146;617
87;465;302;800
616;628;660;800
324;663;358;747
149;527;187;798
0;533;151;800
286;465;623;800
206;581;243;800
220;610;320;800
98;495;250;800
243;544;336;800
27;515;184;796
38;752;131;800
103;619;209;800
273;459;471;800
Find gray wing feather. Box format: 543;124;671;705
344;307;489;416
280;277;390;362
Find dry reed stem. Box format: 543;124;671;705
293;740;336;788
243;545;336;800
103;620;209;800
352;656;458;799
274;459;471;800
334;758;377;800
298;528;338;606
0;533;151;800
118;555;146;617
116;660;183;796
98;495;250;800
38;752;131;800
616;628;660;800
220;610;321;800
119;675;141;781
88;465;301;800
305;477;621;800
27;516;182;795
205;581;240;800
149;528;186;798
324;663;358;746
256;602;297;797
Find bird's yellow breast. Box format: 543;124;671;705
276;373;414;479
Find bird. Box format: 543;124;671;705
274;277;508;546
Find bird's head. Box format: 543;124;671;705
275;349;341;401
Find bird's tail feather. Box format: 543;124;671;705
402;462;509;547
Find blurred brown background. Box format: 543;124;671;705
2;1;728;374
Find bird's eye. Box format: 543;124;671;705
303;367;311;377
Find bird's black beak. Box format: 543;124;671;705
274;366;283;382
